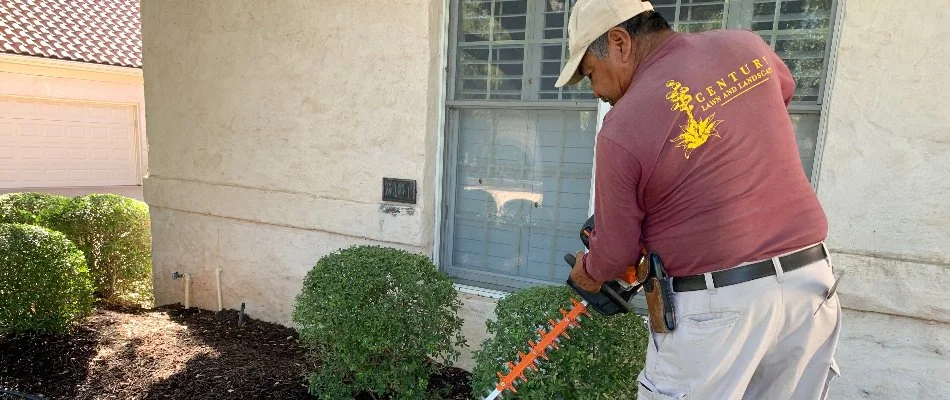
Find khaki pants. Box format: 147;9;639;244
637;246;842;400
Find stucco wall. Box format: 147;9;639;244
142;0;444;325
817;1;950;398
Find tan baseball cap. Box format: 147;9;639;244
555;0;655;88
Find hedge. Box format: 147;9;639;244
0;192;71;225
471;285;648;399
41;194;153;307
293;245;466;400
0;223;94;334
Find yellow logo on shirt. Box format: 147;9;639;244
665;55;776;159
665;80;723;159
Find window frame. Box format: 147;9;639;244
448;0;838;108
737;0;840;105
448;0;599;106
438;0;842;287
439;107;601;292
442;1;598;292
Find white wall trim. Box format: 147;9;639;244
0;92;141;108
0;53;142;81
589;101;611;215
433;0;451;268
811;0;846;190
454;283;508;299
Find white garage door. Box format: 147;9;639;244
0;97;139;189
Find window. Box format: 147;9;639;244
446;109;597;288
453;0;594;102
453;0;836;107
443;0;838;290
655;0;835;104
653;0;835;177
653;1;727;33
751;0;835;103
446;1;599;290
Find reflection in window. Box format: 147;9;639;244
453;0;834;104
654;0;832;103
652;0;727;33
754;0;833;102
452;109;597;280
455;0;594;102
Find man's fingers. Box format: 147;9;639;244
569;251;601;293
583;281;601;293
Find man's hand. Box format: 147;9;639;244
570;251;602;293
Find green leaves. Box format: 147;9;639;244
292;245;467;400
0;192;71;225
40;194;153;307
0;223;94;335
0;192;153;307
471;285;648;400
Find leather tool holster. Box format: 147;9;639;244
644;253;676;333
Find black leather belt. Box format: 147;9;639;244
672;244;827;292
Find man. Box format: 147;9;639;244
558;1;842;399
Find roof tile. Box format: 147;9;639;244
0;0;141;68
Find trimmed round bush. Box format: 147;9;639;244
0;192;71;225
0;223;94;334
40;194;153;307
471;285;649;400
292;245;466;400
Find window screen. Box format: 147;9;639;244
652;0;727;33
444;0;837;289
454;0;833;104
450;109;597;283
537;1;594;100
455;0;594;102
752;0;834;103
637;0;835;178
457;0;527;100
643;0;833;104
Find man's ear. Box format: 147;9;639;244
607;27;635;62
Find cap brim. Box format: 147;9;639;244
554;43;589;88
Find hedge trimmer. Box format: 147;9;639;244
482;216;648;400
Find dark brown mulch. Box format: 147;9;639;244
0;303;471;400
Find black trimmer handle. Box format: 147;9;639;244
564;253;578;267
563;252;634;316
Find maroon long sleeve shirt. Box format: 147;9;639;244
583;30;828;281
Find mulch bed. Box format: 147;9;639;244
0;303;471;400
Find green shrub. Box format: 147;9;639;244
40;194;153;307
0;223;94;334
471;285;649;400
0;192;71;224
292;245;466;400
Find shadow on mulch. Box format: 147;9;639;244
148;305;472;400
0;303;472;400
141;305;316;400
0;322;101;399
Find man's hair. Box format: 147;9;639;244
588;11;671;58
